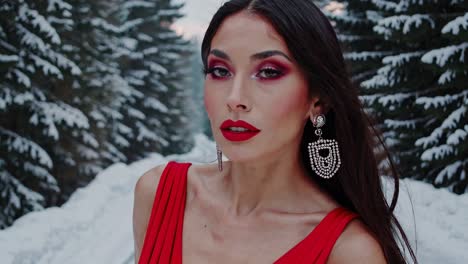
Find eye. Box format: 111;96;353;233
256;67;284;80
206;66;231;79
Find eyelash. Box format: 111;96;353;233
204;66;285;80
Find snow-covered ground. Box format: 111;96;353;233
0;134;467;264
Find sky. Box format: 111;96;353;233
172;0;226;40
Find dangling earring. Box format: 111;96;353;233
307;114;341;179
216;144;223;171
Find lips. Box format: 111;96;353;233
220;119;261;142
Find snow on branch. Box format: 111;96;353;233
127;107;146;120
146;61;168;74
17;24;48;52
438;70;457;85
135;121;158;142
442;12;468;36
18;4;61;45
421;43;468;67
447;125;468;145
159;9;181;17
374;14;435;39
344;51;389;61
0;87;13;110
416;106;466;148
77;144;99;160
372;0;408;13
359;94;382;105
34;101;90;137
0;54;19;63
421;144;454;161
416;90;468;110
122;1;155;9
143;97;169;113
382;51;423;67
45;49;81;75
10;69;31;87
361;65;397;89
434;160;464;184
47;0;73;12
90;18;143;34
325;11;367;26
80;131;99;149
0;127;53;168
384;119;418;129
23;162;59;192
0;170;45;211
378;92;415;106
30;54;63;78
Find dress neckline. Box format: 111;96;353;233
180;162;344;263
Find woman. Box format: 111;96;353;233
133;0;417;263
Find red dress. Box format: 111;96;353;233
138;161;359;264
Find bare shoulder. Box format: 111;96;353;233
132;163;168;262
327;219;387;264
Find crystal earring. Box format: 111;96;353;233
307;114;341;179
216;144;223;171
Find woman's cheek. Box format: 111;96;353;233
270;82;309;121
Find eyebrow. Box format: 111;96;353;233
209;49;292;62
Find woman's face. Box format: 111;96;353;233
204;11;315;162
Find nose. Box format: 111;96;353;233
226;75;251;112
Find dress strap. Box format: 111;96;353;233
138;161;191;264
275;207;359;264
315;207;359;263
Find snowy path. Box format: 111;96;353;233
0;134;467;263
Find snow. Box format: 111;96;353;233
90;18;141;34
421;144;454;161
36;101;90;130
377;92;414;106
18;4;61;45
384;119;418;129
447;125;468;145
442;13;468;35
415;106;466;148
382;51;422;67
374;14;435;39
17;24;48;53
343;51;389;61
434;160;465;185
0;134;466;263
415;90;468;110
371;0;407;13
0;54;19;62
143;97;169;113
47;0;73;12
0;127;53;169
122;0;155;9
361;65;397;89
421;43;468;67
30;54;63;79
438;69;456;85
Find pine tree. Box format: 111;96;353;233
324;0;395;174
415;8;468;193
64;0;140;168
0;0;195;228
117;0;194;158
0;0;89;227
360;0;467;192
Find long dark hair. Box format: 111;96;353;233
201;0;417;263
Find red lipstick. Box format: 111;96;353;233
220;120;261;142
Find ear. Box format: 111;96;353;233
306;96;329;120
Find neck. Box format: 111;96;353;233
219;147;316;217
